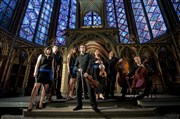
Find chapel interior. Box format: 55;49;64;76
0;0;180;113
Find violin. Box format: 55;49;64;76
99;63;107;77
86;75;99;88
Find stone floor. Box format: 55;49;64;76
0;94;180;119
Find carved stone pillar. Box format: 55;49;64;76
22;63;31;95
60;47;69;97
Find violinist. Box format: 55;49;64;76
92;50;106;100
126;56;153;100
73;44;100;112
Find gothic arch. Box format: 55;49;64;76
67;32;118;58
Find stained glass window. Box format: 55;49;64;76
0;0;18;29
19;0;54;46
131;0;151;43
84;11;92;26
56;0;77;45
35;0;54;46
115;0;130;43
83;11;102;26
69;0;77;29
143;0;167;38
106;0;117;28
171;0;180;21
106;0;130;43
131;0;167;43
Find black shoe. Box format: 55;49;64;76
119;95;126;100
84;95;89;99
92;107;100;113
27;108;32;112
135;94;144;100
57;96;66;99
73;106;82;111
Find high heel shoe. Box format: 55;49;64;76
38;103;43;109
27;103;33;112
99;94;105;100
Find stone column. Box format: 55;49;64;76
60;47;69;97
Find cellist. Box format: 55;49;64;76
125;56;153;100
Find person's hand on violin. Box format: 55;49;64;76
84;72;88;78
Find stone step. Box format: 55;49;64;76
23;106;157;118
137;98;180;107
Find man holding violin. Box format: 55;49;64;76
73;44;100;112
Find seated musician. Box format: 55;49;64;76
125;56;153;100
116;58;131;100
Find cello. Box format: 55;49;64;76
132;59;148;90
116;59;130;87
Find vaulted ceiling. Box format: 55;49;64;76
79;0;103;15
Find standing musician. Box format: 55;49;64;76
28;46;54;111
116;58;131;100
66;47;78;101
105;51;119;99
73;44;100;112
126;56;153;99
92;50;106;100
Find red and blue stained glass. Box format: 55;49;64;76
171;0;180;21
19;0;43;42
19;0;54;46
131;0;151;43
115;0;130;44
56;0;77;45
35;0;54;46
83;11;102;26
143;0;167;38
106;0;117;28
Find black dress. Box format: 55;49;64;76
37;54;53;84
69;54;78;78
92;58;105;94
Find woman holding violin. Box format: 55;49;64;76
126;56;153;99
92;50;106;100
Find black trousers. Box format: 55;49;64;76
48;76;62;99
55;76;62;98
76;74;97;107
105;79;116;98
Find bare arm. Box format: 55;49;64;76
67;54;71;74
33;54;42;78
52;58;55;79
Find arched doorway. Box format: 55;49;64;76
61;28;119;95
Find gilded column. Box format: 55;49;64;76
60;47;69;97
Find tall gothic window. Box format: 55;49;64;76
19;0;54;46
115;0;130;43
56;0;77;46
171;0;180;21
106;0;130;43
83;11;102;26
0;0;19;30
106;0;117;28
131;0;167;43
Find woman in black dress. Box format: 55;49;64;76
28;46;54;111
92;50;106;100
66;47;78;100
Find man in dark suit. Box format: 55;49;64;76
73;44;100;112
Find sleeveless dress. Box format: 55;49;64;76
37;55;53;84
